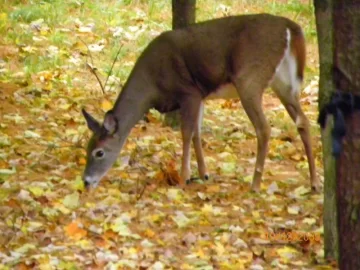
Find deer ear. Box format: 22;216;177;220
103;110;118;134
82;108;101;134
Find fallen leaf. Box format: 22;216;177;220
65;221;87;240
62;192;80;209
287;205;300;215
101;98;113;111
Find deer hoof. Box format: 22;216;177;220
186;179;191;185
204;174;209;181
311;183;321;192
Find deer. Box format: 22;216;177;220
81;13;320;192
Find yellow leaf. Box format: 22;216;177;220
290;153;302;161
22;45;37;53
37;255;52;270
0;13;7;26
220;262;246;270
180;263;192;270
243;174;253;183
252;211;260;219
215;241;225;256
276;246;300;261
220;162;236;173
71;175;85;191
62;192;80;209
166;188;183;201
195;248;206;258
101;98;113;112
28;186;45;197
287;205;300;215
37;70;53;81
201;203;214;213
54;203;70;214
42;82;53;91
128;247;138;255
59;103;71;110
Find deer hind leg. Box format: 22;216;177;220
234;79;271;192
179;95;203;186
270;59;319;191
192;101;209;181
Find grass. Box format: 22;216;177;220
8;1;69;25
0;0;320;121
0;0;318;84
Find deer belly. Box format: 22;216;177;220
206;83;238;100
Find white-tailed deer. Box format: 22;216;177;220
82;13;319;191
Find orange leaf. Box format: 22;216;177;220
104;230;117;240
155;160;182;186
144;228;156;238
206;185;220;193
6;198;20;208
77;157;87;165
65;221;87;240
16;262;30;270
144;112;159;123
94;237;109;248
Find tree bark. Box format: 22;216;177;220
333;1;360;268
172;0;196;29
313;0;338;261
163;0;196;128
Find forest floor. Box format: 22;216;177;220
0;0;336;269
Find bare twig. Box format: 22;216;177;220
78;37;95;66
86;63;105;95
136;180;148;201
104;44;123;90
78;37;105;94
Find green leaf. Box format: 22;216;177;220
63;192;80;209
71;175;85;191
0;167;16;175
28;186;45;197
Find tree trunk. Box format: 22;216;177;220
172;0;196;29
313;0;338;261
163;0;196;128
333;1;360;268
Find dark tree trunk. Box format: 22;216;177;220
172;0;196;29
313;0;338;261
164;0;196;128
333;1;360;268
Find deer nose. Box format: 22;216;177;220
84;180;91;188
83;176;93;189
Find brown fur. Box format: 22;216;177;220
290;26;306;81
82;13;320;192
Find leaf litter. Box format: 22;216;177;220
0;1;332;269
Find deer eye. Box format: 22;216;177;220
93;149;105;159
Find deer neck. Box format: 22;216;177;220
112;71;155;137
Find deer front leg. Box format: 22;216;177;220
192;102;209;180
179;95;202;187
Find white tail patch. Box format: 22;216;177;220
270;28;301;97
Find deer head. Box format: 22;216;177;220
81;108;123;188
